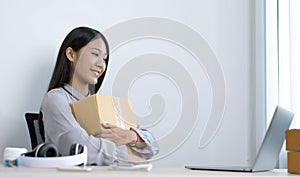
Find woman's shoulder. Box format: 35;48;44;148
41;87;72;113
45;87;66;99
42;87;69;105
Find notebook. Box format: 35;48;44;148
185;105;294;172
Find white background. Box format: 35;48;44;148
0;0;265;167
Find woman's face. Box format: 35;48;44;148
71;37;107;86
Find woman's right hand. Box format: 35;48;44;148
93;123;137;146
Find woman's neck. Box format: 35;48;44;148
68;81;89;97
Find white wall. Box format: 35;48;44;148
0;0;265;167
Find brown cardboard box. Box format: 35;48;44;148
286;129;300;174
286;129;300;151
288;152;300;174
70;94;145;162
70;94;137;135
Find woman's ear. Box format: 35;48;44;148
66;47;76;62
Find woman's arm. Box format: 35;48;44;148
94;123;159;160
41;91;128;165
130;128;159;160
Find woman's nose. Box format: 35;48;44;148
96;58;104;66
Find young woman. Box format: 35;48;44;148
39;27;159;165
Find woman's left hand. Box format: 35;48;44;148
93;123;137;146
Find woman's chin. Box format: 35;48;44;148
87;78;98;85
91;81;98;85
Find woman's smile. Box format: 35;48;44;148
90;68;101;77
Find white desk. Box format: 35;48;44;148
0;167;294;177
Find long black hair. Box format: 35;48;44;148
39;27;110;140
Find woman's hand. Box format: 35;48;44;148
93;123;137;146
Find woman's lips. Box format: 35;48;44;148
91;69;101;77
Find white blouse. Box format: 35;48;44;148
41;84;159;165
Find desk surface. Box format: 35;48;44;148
0;167;294;177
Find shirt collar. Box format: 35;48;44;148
63;83;87;100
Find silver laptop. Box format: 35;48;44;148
185;105;294;172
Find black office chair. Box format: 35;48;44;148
25;113;44;150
